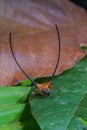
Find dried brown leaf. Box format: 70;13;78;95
0;0;87;86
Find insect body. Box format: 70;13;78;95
9;24;60;96
36;81;52;96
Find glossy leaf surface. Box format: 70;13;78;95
30;56;87;130
0;87;40;130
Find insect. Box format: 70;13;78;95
9;24;60;96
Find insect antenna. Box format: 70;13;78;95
9;32;37;87
50;24;60;82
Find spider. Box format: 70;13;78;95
9;24;60;97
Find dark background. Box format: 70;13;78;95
70;0;87;10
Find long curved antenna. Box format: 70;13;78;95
9;33;37;87
50;24;60;81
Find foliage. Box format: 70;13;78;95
0;56;87;130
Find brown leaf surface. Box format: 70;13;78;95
0;0;87;86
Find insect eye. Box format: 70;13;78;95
42;89;50;96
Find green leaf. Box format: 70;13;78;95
81;46;87;50
0;87;30;105
0;56;87;130
29;56;87;130
0;87;40;130
0;104;40;130
80;117;87;128
16;79;35;86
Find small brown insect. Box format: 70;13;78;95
9;24;60;96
